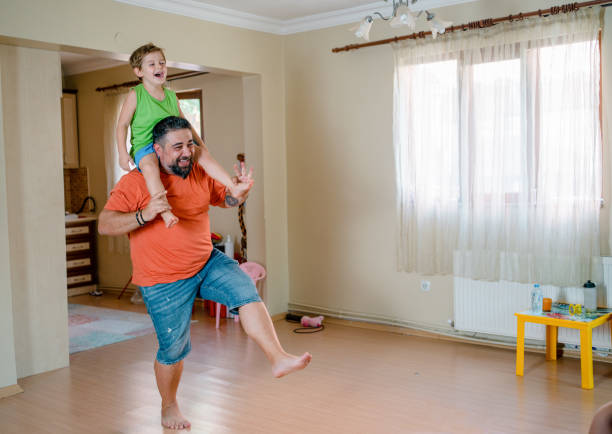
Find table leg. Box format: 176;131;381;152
516;318;525;376
546;325;558;361
580;328;594;389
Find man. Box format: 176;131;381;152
98;116;311;430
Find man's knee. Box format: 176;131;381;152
157;333;191;365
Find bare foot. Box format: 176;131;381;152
161;402;191;430
161;210;179;228
272;352;312;378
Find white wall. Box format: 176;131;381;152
0;45;69;378
0;59;18;389
284;0;612;330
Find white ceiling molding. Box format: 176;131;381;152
114;0;477;35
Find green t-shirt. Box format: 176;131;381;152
129;83;180;157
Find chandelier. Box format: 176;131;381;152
351;0;452;41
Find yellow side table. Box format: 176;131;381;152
515;308;612;389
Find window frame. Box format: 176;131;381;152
176;89;204;140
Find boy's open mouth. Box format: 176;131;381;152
154;72;164;78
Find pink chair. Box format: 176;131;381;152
215;262;266;328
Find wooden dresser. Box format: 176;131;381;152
65;215;97;296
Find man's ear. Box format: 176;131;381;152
153;142;163;157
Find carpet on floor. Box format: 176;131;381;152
68;303;156;354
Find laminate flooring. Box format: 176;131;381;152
1;294;611;433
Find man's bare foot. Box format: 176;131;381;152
161;402;191;430
272;352;312;378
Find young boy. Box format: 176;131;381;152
116;43;241;227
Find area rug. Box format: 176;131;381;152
68;303;156;354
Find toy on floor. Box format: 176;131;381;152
285;313;325;333
301;315;324;328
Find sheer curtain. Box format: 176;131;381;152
393;9;602;286
103;89;130;253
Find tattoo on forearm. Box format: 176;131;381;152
225;194;239;207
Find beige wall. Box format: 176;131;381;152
64;68;259;289
0;45;69;378
0;60;18;389
0;0;289;319
285;0;612;330
172;73;246;250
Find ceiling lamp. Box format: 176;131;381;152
352;0;452;41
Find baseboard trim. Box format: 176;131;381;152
271;312;287;322
0;384;23;399
287;302;612;363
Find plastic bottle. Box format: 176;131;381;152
224;234;234;260
530;284;543;313
583;280;597;313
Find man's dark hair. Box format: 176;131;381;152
152;116;192;146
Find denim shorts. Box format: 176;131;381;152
133;142;155;170
139;248;262;365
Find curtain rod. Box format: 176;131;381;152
332;0;611;53
95;71;209;92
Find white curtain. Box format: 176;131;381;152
393;9;603;286
103;89;130;254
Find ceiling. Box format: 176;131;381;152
114;0;477;34
60;52;125;76
62;0;476;75
187;0;378;21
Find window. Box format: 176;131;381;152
392;14;603;284
177;89;204;139
397;39;602;206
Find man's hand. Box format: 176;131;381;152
226;162;254;207
142;190;171;222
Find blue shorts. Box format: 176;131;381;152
139;248;262;365
133;142;155;170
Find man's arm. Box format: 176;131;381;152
98;191;170;236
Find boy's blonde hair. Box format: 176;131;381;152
129;43;165;70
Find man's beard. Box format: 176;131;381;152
169;156;193;179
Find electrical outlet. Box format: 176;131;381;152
420;280;431;292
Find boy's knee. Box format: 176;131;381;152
139;154;159;172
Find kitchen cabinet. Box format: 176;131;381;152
65;216;97;296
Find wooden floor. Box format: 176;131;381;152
2;294;612;433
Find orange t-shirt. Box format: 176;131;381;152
104;165;227;286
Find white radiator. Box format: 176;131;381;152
453;258;612;349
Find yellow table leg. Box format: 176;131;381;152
516;318;525;376
546;325;558;361
580;328;594;389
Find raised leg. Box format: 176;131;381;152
238;301;311;377
580;328;594;389
546;325;558;361
516;318;525;376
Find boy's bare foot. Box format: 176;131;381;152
161;401;191;430
272;352;312;378
161;210;178;228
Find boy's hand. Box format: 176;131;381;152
119;154;134;171
142;191;171;222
